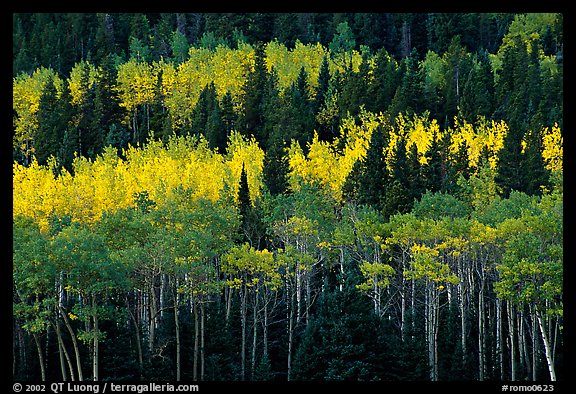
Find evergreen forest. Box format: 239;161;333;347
12;13;563;384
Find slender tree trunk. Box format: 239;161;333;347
287;278;295;381
126;298;143;379
263;294;269;358
32;332;46;381
532;309;538;381
536;307;556;381
200;301;205;381
400;258;406;342
148;283;157;353
507;301;517;381
478;286;485;381
251;290;258;379
59;305;83;381
240;285;247;381
226;287;233;322
193;301;199;381
174;278;181;382
459;261;467;368
520;310;531;379
52;320;75;381
92;295;99;382
497;298;504;381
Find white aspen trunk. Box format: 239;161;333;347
532;308;538;381
251;290;258;379
53;320;75;381
200;302;205;381
92;295;99;382
496;298;504;381
33;332;46;381
126;299;143;379
287;278;295;382
263;295;269;358
174;278;180;382
432;287;439;381
340;248;345;292
226;287;233;322
160;274;165;321
507;301;517;381
478;288;485;380
520;311;531;379
296;268;302;323
240;285;247;381
400;274;406;342
536;307;556;381
59;305;84;381
193;301;199;381
458;261;466;366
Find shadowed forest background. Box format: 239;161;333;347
12;12;563;382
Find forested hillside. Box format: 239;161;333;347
13;13;563;383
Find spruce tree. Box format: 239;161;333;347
521;129;550;196
495;123;525;198
357;123;389;210
241;42;268;146
35;74;69;167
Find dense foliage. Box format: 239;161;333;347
13;13;563;383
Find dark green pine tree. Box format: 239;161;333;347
191;82;227;153
238;164;267;249
388;48;424;117
525;38;545;133
460;50;494;122
341;157;363;206
35;73;71;168
240;42;268;147
313;55;331;118
292;279;400;381
443;35;472;122
288;66;315;150
338;51;370;119
262;67;290;196
422;129;445;193
382;136;413;218
367;47;399;114
191;82;216;138
356;123;390;210
521;129;550;196
206;103;227;154
495;36;530;135
407;142;426;202
494;122;525;198
451;139;472;181
220;90;237;148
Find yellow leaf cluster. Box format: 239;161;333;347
13;133;265;232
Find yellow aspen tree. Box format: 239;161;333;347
541;123;563;172
115;58;158;142
225;131;265;205
13;67;63;164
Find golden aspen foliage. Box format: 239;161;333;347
265;40;327;94
68;61;101;106
541;123;563;172
225;130;265;205
115;58;158;113
13;132;267;232
449;117;507;171
287;109;382;203
13;159;59;233
13;67;63;159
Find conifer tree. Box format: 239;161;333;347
495;123;525;198
241;42;268;146
354;123;389;210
